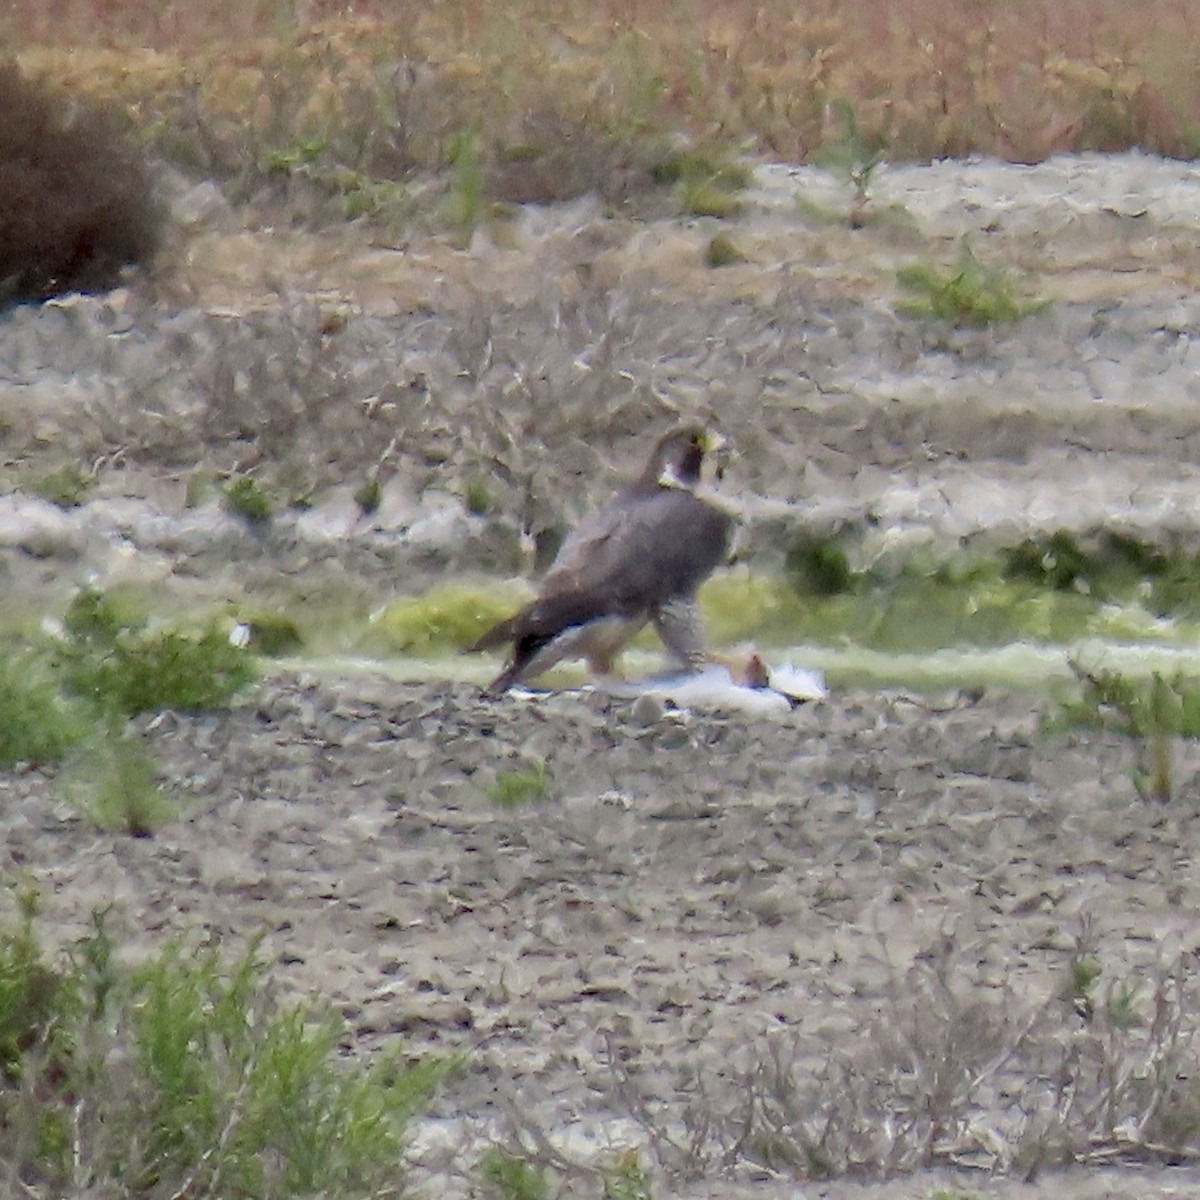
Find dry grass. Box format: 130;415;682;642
597;925;1200;1184
2;0;1198;226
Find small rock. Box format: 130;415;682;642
629;694;665;726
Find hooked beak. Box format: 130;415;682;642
700;431;732;480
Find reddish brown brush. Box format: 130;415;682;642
2;0;1197;181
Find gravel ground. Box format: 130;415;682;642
5;152;1200;1196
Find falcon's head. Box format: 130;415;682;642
642;425;729;491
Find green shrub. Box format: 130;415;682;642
56;587;256;716
1051;664;1200;802
486;760;551;808
0;651;89;767
479;1147;549;1200
223;474;274;523
372;586;527;656
68;732;178;837
896;240;1049;326
0;903;447;1196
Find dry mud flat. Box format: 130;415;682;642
6;674;1200;1199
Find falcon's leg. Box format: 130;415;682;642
652;598;709;673
583;616;647;681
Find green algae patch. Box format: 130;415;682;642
699;557;1200;657
220;610;304;657
370;585;530;656
699;571;812;645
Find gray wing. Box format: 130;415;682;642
539;489;730;610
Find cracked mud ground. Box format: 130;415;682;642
6;154;1200;1196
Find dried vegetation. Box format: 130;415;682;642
5;0;1200;241
595;932;1200;1184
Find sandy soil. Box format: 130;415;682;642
6;154;1200;1196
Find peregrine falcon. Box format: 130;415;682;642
470;426;732;695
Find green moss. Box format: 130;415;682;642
353;474;382;516
650;150;753;191
463;477;493;516
650;148;750;219
698;572;811;644
371;586;528;655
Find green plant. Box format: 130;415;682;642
56;587;256;716
448;128;485;239
69;732;177;837
896;239;1050;327
0;886;70;1081
650;149;751;218
0;904;448;1196
487;759;551;808
1052;663;1200;802
785;532;856;596
464;476;493;515
354;471;383;516
1066;953;1103;1018
223;474;273;523
479;1146;549;1200
603;1148;652;1200
28;462;93;509
0;650;89;767
335;167;411;223
704;233;745;267
265;133;328;173
810;99;887;227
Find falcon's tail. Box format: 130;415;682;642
468;615;519;654
472;590;619;695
